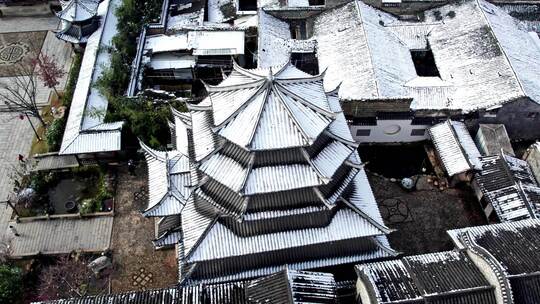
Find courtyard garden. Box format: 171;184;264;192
10;164;116;218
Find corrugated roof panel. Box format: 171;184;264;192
200;153;248;192
57;0;99;22
219;90;268;148
312;140;353;178
244;164;322;195
250;91;308;150
429;120;480;176
189;208;384;262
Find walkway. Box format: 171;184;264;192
7;216;113;257
0;15;59;33
0;113;36;244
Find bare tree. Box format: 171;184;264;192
37;255;97;301
0;61;46;127
32;53;66;98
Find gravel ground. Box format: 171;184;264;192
368;173;487;255
110;165;177;293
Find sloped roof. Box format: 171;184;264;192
475;124;515;157
475;154;540;222
357;251;497;304
429;120;482;176
34;283;248;304
247;268;337;304
142;63;394;283
448;219;540;276
313;1;416;101
59;0;123;155
57;0;99;22
201;63;334;151
312;0;540;112
141;142;192;217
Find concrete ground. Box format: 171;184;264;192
0;15;72;244
0;15;59;34
368;173;487;255
0;113;37;243
110;165;178;293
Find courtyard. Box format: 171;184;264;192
109;164;178;293
369;173;487;255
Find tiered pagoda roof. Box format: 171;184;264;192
57;0;100;22
142;62;397;284
55;0;101;44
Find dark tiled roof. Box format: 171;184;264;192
357;251;497;304
404;251;492;296
475;154;540;221
34;282;247;304
449;219;540;276
247;268;337;304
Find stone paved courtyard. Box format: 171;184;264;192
0;16;72;245
369;173;488;255
0;31;47;76
110;164;178;293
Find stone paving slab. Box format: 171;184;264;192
0;16;59;33
7;216;114;257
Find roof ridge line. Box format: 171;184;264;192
244;82;272;149
339;197;392;235
275;82;336;118
204;78;265;92
354;0;381;97
272;86;315;145
212;81;268;131
475;0;526;98
301;147;332;183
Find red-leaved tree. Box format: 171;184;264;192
32;54;66;97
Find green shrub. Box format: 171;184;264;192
0;265;23;303
62;53;82;108
78;167;112;214
30;172;60;194
45;117;66;152
79;198;95;215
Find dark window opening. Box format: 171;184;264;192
308;0;325;5
238;0;257;11
411;49;440;77
356;129;371;136
376;112;412;120
350;117;377;126
411;117;436;125
291;52;319;75
410;129;426;136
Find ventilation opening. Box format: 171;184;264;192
411;49;440;77
238;0;257;11
289;20;312;40
308;0;325;5
291;52;319;75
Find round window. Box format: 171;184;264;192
384;124;401;135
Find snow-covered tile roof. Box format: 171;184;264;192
247;268;337;303
429;120;482;176
313;1;416;101
448;219;540;276
59;0;123;155
475;154;540;222
358;251;496;303
309;0;540;112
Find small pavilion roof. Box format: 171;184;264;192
57;0;100;22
